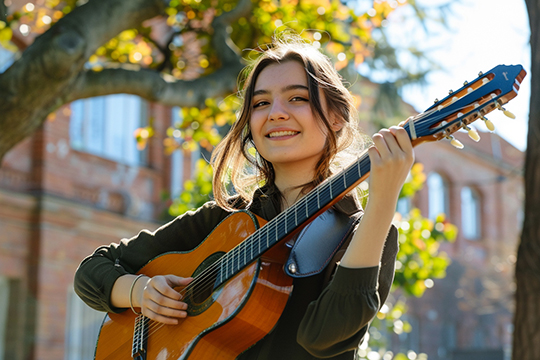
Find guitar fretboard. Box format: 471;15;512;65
215;151;373;287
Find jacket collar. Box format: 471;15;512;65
249;183;363;221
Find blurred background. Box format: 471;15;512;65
0;0;533;359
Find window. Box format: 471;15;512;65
428;172;449;219
461;186;481;239
397;197;411;216
64;288;104;360
70;94;148;165
170;107;202;198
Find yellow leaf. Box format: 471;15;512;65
0;27;13;42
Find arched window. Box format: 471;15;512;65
461;186;481;239
428;172;449;219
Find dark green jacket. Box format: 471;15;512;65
74;188;398;359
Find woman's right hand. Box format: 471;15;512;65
134;275;193;325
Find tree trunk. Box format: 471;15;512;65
513;0;540;358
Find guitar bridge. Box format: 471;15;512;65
131;315;149;360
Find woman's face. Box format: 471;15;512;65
249;61;339;172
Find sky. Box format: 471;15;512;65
384;0;531;151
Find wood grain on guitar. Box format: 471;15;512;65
92;64;526;360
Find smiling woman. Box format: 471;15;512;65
74;33;414;360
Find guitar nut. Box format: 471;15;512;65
288;262;297;274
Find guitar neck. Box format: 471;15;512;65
216;151;372;286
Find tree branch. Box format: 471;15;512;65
67;0;254;106
0;0;170;162
66;64;243;107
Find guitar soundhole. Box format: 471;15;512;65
185;252;224;315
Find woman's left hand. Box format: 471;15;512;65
367;126;415;203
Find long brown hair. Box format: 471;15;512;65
211;34;365;211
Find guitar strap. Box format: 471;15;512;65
284;207;363;278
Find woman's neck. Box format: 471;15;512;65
273;164;316;210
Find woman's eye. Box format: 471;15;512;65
253;101;269;108
291;96;308;102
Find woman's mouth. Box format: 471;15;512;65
266;130;300;138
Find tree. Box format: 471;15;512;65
0;0;436;164
513;1;540;358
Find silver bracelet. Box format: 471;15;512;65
129;274;145;315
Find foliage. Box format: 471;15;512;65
169;158;214;216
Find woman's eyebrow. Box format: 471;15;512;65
253;84;309;97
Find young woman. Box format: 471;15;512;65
74;35;414;359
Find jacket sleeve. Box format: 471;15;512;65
297;225;398;357
73;201;230;313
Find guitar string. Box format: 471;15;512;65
137;96;499;342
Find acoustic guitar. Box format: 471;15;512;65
93;64;526;359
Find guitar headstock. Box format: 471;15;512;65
403;64;527;148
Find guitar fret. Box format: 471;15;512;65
285;211;288;234
305;197;309;219
266;225;269;249
329;181;333;199
295;207;297;226
317;187;320;210
343;172;347;189
275;220;278;242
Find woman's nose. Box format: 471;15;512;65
268;100;289;121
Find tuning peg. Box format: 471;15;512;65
447;135;464;149
463;125;480;142
434;98;439;104
496;103;516;119
449;89;453;94
479;115;495;131
463;81;469;86
478;71;484;77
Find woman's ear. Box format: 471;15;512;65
330;119;344;132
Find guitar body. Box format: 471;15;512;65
94;211;294;360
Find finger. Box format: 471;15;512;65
378;129;402;155
143;306;185;325
165;275;194;288
145;297;188;319
371;132;391;158
367;145;381;164
152;277;184;301
146;289;188;313
389;126;413;153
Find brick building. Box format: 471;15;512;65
0;47;524;359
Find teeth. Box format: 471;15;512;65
268;131;298;138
